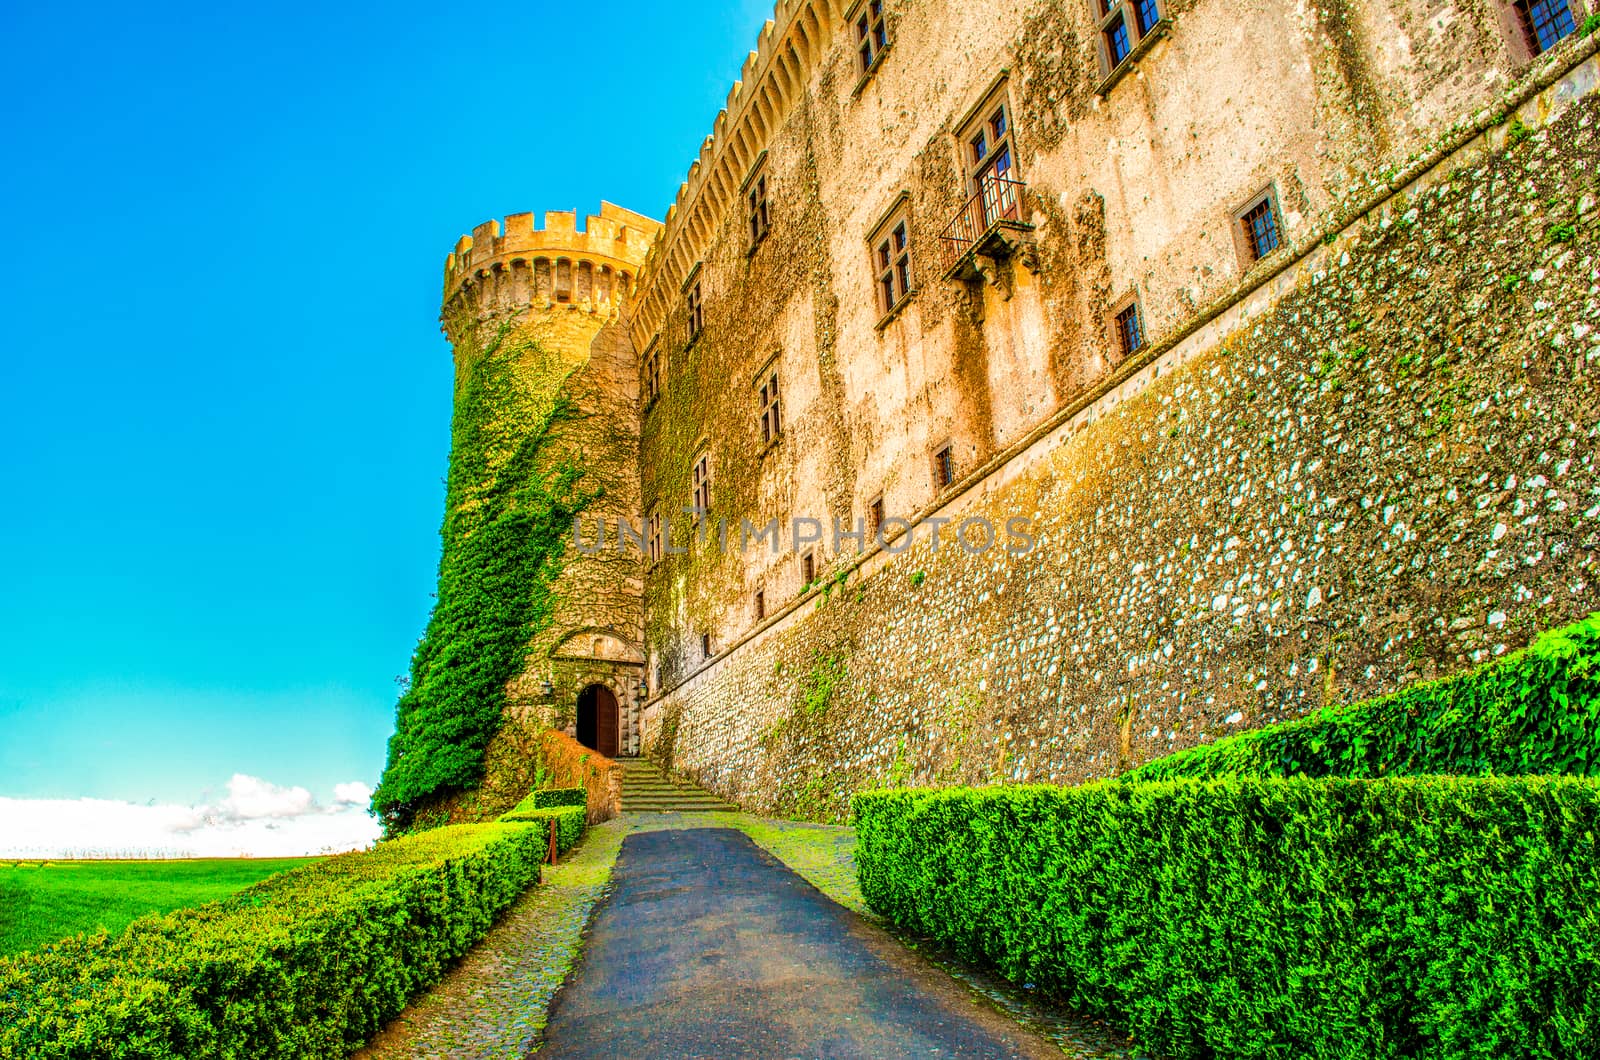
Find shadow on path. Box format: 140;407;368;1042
536;827;1059;1060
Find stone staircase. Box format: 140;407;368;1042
619;757;737;813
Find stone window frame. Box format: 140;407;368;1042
754;588;766;621
691;448;713;525
932;441;956;492
642;335;663;410
867;494;886;541
743;152;773;254
683;262;705;347
1232;185;1286;271
756;353;783;452
848;0;894;95
868;193;917;327
646;506;663;567
1509;0;1582;56
956;80;1021;202
799;549;817;591
1092;0;1170;97
1109;293;1146;361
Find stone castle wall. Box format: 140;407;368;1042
642;58;1600;819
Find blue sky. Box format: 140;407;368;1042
0;1;772;816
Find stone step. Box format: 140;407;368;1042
617;757;737;813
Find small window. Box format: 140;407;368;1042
1114;300;1145;359
855;0;890;75
647;509;662;565
755;590;766;620
934;445;955;490
1515;0;1577;52
1238;190;1282;264
870;205;914;319
554;258;573;303
1095;0;1163;80
701;631;713;659
686;277;705;343
643;339;662;406
746;167;771;248
692;452;712;520
800;550;816;587
758;367;782;445
868;496;885;539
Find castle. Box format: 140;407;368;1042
413;0;1600;821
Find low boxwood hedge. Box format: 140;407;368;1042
497;804;585;852
0;823;545;1059
1126;612;1600;782
532;787;586;810
855;777;1600;1059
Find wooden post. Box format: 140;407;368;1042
547;817;559;865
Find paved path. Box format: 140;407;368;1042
536;827;1060;1060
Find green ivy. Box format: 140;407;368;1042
1125;612;1600;783
373;323;596;828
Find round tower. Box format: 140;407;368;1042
422;203;660;805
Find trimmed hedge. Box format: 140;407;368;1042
532;787;586;810
1126;613;1600;782
497;804;585;852
855;777;1600;1059
0;824;544;1059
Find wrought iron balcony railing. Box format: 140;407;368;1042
937;177;1029;277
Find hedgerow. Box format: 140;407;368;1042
497;804;586;852
0;824;545;1058
1125;612;1600;782
373;319;596;829
530;787;586;810
854;777;1600;1060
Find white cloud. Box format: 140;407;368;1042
0;775;381;859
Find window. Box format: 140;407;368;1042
1515;0;1577;52
554;258;573;303
701;631;713;659
647;509;662;565
686;276;705;343
758;366;782;445
1238;190;1282;264
870;206;914;318
934;445;955;490
643;339;662;406
957;86;1023;231
755;590;766;621
746;166;771;248
691;452;712;520
868;496;885;539
1095;0;1164;80
1114;300;1145;359
800;550;816;587
855;0;889;75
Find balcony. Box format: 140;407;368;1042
937;177;1034;280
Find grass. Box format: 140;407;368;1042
0;857;316;956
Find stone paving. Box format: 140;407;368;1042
355;812;1136;1059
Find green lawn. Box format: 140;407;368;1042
0;858;317;957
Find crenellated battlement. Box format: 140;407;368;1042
443;202;662;327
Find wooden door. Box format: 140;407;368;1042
595;685;619;758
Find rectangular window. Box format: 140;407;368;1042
701;631;713;659
647;509;662;565
934;445;955;490
746;168;771;248
1238;191;1282;264
1515;0;1577;52
870;206;914;319
1114;300;1145;358
1095;0;1164;80
868;496;885;539
759;367;782;445
755;590;766;620
643;340;662;405
855;0;889;75
800;550;816;587
686;277;705;343
692;452;712;520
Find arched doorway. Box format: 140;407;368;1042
576;684;619;758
